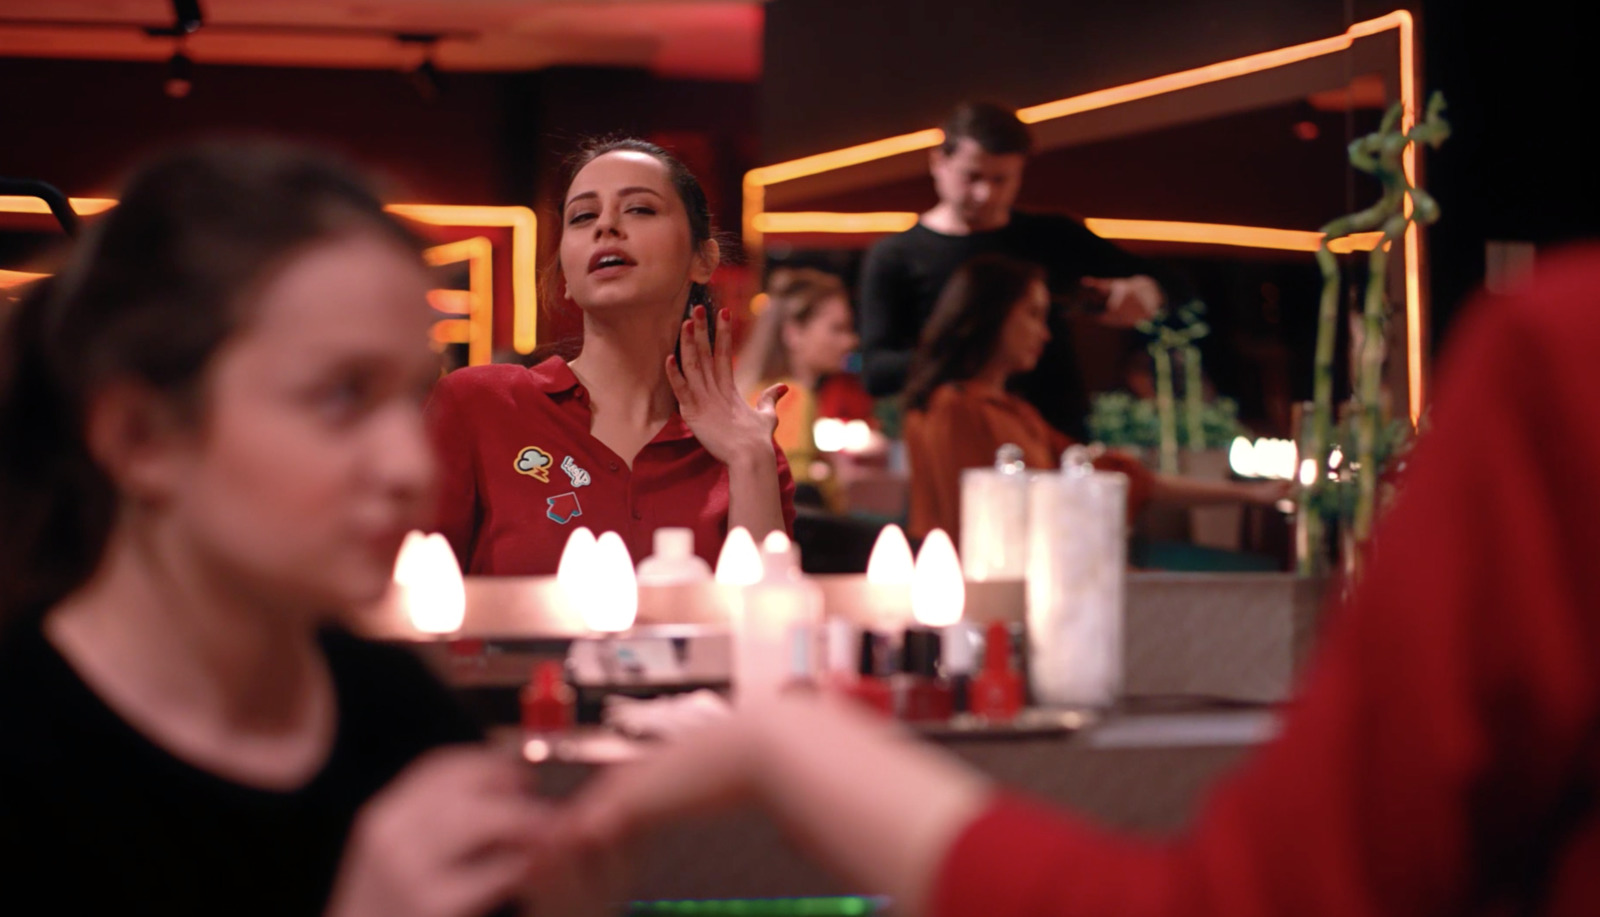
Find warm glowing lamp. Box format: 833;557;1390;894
715;526;764;586
392;531;466;635
1228;436;1256;478
866;524;915;585
586;532;638;634
1299;459;1319;487
911;529;966;628
841;420;873;453
556;526;598;608
812;418;846;453
762;530;792;556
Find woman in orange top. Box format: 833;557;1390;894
902;254;1283;541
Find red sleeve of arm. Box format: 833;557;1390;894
424;371;482;570
931;247;1600;917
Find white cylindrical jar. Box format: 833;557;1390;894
960;443;1031;581
1025;446;1129;707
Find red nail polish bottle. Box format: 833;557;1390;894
521;660;573;733
969;622;1022;722
898;628;953;722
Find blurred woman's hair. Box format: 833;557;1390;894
734;267;849;394
535;136;721;365
0;141;422;622
902;254;1045;412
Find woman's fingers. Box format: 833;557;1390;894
676;318;706;396
692;306;719;397
665;354;694;411
713;307;735;391
754;384;788;433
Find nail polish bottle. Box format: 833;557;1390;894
521;660;573;733
898;628;953;722
968;622;1023;722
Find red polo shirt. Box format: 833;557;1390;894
425;357;795;576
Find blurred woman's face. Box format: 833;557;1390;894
559;151;715;320
784;295;858;378
996;279;1052;377
164;231;438;617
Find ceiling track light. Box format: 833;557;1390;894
400;34;445;102
146;0;203;38
165;47;194;99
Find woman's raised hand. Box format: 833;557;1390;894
667;305;786;467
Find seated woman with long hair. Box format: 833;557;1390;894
426;139;795;576
901;254;1283;542
735;267;874;508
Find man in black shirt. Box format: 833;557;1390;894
859;102;1179;440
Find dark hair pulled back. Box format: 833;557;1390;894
540;137;720;362
0;140;420;621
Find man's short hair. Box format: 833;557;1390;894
939;102;1033;156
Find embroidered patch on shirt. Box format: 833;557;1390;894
514;446;553;482
561;455;592;488
547;491;583;525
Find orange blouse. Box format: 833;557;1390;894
903;383;1151;541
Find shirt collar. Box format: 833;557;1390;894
532;356;696;443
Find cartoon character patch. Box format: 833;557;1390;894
561;455;592;488
514;446;553;482
547;492;583;525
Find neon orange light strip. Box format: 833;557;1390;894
1083;219;1385;254
1393;11;1424;425
431;320;472;346
427;289;473;315
757;213;1385;254
0;196;117;216
753;211;921;234
745;129;944;190
423;236;494;366
0;268;47;289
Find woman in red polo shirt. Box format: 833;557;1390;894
426;139;796;575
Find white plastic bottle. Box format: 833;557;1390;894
733;531;823;705
636;527;713;585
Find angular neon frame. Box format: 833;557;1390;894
0;197;539;357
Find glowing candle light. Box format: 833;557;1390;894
866;524;915;585
841;419;873;453
393;531;466;635
911;529;965;628
1228;436;1256;478
556;526;597;609
586;532;638;633
715;526;764;585
812;418;846;453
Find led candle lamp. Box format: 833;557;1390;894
392;531;466;636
